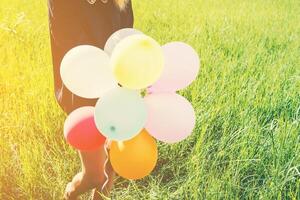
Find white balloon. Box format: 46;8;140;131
104;28;142;55
94;87;147;141
60;45;117;99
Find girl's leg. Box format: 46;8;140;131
64;145;115;200
91;161;115;200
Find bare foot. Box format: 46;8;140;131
63;147;114;200
64;172;83;200
63;170;110;200
91;162;115;200
64;182;76;200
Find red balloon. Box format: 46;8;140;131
64;106;106;151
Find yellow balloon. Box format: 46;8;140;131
109;129;158;180
111;34;164;89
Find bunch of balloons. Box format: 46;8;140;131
61;28;200;180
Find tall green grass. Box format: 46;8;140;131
1;0;300;199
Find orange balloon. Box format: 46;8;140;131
109;129;158;180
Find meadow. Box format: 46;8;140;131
1;0;300;199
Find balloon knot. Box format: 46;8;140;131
110;126;116;132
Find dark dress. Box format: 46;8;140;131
48;0;134;114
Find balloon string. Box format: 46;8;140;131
147;86;152;95
71;92;74;106
57;84;64;102
101;140;110;192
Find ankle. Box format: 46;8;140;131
81;172;104;188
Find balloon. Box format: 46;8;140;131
111;34;164;90
60;45;117;98
110;129;158;180
148;42;200;93
94;87;147;141
104;28;143;56
64;106;106;151
144;93;196;143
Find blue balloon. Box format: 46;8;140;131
94;87;147;141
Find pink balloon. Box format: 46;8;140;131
144;93;196;143
64;106;106;151
148;42;200;93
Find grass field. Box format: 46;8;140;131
1;0;300;199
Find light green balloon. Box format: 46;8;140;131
94;87;147;141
